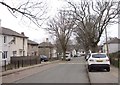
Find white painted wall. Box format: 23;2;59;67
103;43;120;53
0;35;2;66
108;43;120;53
1;34;27;65
52;48;57;58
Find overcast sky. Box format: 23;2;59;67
0;0;118;44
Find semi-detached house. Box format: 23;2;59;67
0;27;28;66
27;39;39;56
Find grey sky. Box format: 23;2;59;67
0;0;118;43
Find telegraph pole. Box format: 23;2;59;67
105;27;109;56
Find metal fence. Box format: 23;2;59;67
110;58;120;68
2;56;41;71
109;51;120;68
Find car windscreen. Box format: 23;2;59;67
92;54;106;58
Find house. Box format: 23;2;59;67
27;39;39;56
103;37;120;53
51;46;57;59
0;27;28;65
38;38;54;59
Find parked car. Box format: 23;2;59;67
87;53;110;72
40;55;48;62
61;52;72;61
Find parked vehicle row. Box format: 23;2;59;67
85;53;110;72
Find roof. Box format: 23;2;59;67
0;27;28;38
107;38;120;44
28;40;38;45
39;42;53;48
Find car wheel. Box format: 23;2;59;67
106;67;110;72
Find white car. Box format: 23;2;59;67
87;53;110;72
61;52;72;61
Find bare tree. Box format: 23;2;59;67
67;0;120;52
0;0;48;27
46;10;75;60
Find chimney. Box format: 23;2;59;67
46;38;49;43
21;32;25;36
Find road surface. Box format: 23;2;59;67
14;57;89;83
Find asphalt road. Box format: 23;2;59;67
14;57;90;83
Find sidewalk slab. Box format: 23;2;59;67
88;65;118;83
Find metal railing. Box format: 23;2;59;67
2;56;41;71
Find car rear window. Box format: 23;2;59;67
92;54;106;58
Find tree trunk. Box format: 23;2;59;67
90;44;98;53
63;49;66;61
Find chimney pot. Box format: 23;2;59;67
21;32;25;36
46;38;49;42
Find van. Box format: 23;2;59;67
61;52;72;61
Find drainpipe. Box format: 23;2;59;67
21;32;25;56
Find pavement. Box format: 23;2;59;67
87;64;119;84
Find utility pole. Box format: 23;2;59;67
105;27;109;56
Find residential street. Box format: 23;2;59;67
0;0;120;85
2;56;118;84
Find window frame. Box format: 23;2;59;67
3;36;7;43
2;51;8;59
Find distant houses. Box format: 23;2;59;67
38;38;54;59
103;37;120;53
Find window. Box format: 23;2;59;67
4;36;7;43
13;51;17;56
2;51;8;59
92;54;106;58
